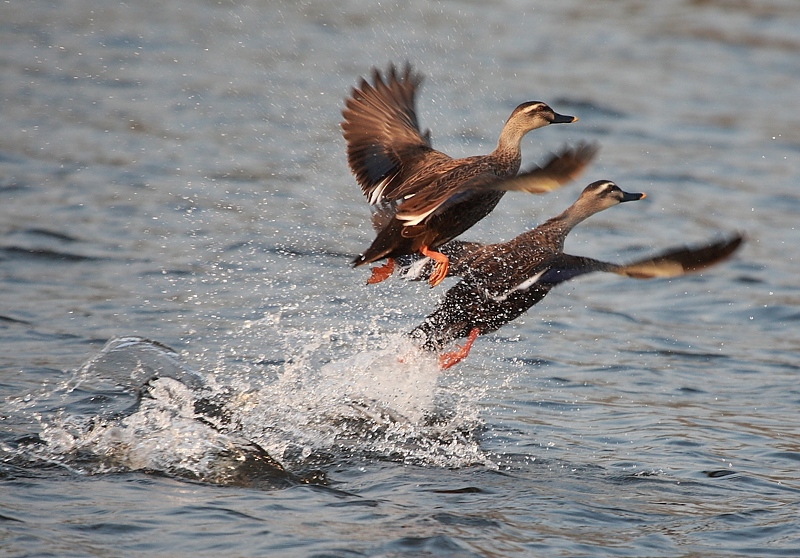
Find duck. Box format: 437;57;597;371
341;62;597;287
400;180;744;368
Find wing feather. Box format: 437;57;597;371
342;63;447;205
394;142;598;224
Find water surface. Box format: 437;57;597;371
2;0;800;556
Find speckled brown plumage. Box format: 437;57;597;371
405;180;743;352
341;63;596;285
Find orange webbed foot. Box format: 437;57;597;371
366;258;395;285
438;328;480;369
419;245;449;287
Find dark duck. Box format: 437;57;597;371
401;180;744;368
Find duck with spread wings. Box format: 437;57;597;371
342;63;598;287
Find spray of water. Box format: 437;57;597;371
6;324;494;487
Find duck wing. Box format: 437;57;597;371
407;235;743;352
608;235;744;279
487;142;599;194
393;142;597;226
453;234;743;301
342;63;449;205
533;235;744;284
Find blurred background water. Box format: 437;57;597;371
2;0;799;556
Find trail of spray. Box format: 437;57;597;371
5;325;494;485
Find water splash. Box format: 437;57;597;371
225;330;489;469
6;328;492;487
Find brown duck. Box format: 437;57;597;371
342;63;597;287
401;180;744;368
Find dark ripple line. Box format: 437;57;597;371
326;499;380;509
0;314;33;326
19;228;80;242
641;349;729;360
677;386;707;394
704;469;740;479
431;486;485;494
188;506;266;522
592;307;642;324
0;246;103;262
69;522;152;534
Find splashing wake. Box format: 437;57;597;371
5;329;492;488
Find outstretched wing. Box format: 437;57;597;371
394;142;598;226
407;235;743;351
537;235;745;285
609;235;745;279
341;62;446;205
489;141;599;194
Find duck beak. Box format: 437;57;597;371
550;112;577;124
620;191;646;203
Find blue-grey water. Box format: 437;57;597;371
2;1;799;556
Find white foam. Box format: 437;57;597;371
22;330;494;482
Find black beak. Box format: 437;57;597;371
550;112;577;124
620;191;646;203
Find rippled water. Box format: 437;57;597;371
2;0;800;556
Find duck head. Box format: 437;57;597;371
508;101;577;131
577;180;646;213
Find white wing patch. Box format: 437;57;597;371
396;204;439;226
488;269;547;302
368;174;394;205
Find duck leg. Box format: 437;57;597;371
438;328;480;369
366;258;395;284
420;245;449;287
